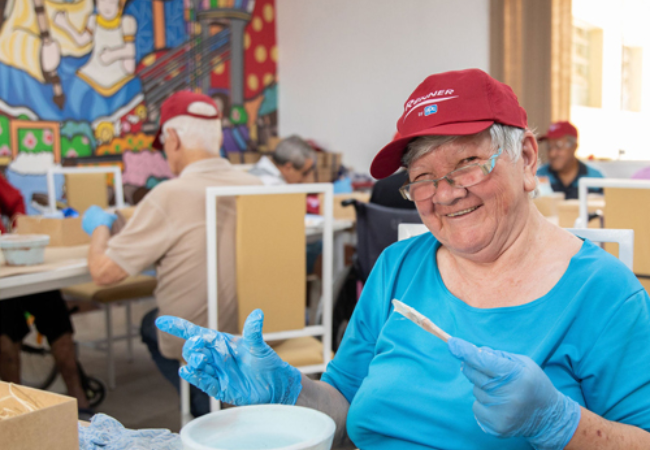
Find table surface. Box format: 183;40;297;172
0;219;355;300
0;245;91;300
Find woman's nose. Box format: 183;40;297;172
432;178;466;205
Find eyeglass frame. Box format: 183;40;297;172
399;147;503;202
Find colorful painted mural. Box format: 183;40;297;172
0;0;277;204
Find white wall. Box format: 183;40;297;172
276;0;490;175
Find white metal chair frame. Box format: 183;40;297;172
398;224;634;271
180;183;334;425
47;165;132;389
46;165;125;213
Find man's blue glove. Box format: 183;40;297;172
82;205;117;235
156;309;302;406
448;337;581;450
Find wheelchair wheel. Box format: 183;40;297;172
77;362;106;408
83;375;106;408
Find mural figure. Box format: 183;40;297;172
55;0;137;97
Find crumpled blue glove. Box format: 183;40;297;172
82;205;117;235
448;337;581;450
156;309;302;406
78;413;181;450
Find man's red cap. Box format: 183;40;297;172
370;69;528;179
538;121;578;141
152;91;221;150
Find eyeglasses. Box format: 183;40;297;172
547;141;573;151
399;147;503;202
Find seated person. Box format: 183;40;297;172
156;70;650;449
82;91;262;417
0;175;90;416
249;135;315;185
536;121;604;199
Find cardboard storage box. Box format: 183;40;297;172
227;152;261;165
0;382;78;450
16;215;90;247
317;192;371;221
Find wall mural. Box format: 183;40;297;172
0;0;277;210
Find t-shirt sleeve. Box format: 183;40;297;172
105;195;174;275
321;252;391;403
579;289;650;430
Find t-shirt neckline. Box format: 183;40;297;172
430;237;590;313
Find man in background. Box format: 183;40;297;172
82;91;262;417
249;135;316;185
536;121;604;199
0;174;91;417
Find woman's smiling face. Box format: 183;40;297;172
407;132;537;258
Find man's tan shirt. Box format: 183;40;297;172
106;158;262;359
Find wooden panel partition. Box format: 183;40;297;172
235;193;306;333
604;188;650;292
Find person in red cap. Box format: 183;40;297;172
81;90;262;417
155;70;650;450
536;121;604;199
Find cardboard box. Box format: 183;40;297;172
0;382;78;450
16;215;90;247
533;192;565;217
227;152;262;165
317;192;371;221
316;168;334;182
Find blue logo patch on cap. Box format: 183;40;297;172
424;105;438;116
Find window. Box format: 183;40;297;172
621;46;643;112
571;20;603;108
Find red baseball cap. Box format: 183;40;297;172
370;69;528;179
538;121;578;141
152;91;221;150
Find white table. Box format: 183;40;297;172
0;246;91;300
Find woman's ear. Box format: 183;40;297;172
521;132;538;193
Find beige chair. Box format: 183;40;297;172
179;183;334;425
62;275;157;390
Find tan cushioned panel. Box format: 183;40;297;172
62;275;156;303
273;336;333;368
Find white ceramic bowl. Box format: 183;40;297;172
0;234;50;266
181;405;336;450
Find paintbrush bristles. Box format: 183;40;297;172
392;299;451;343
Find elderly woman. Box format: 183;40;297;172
157;69;650;449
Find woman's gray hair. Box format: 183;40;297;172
401;124;526;168
272;135;315;169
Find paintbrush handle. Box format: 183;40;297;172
421;318;451;342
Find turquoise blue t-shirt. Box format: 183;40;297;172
322;233;650;449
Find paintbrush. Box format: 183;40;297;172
392;299;451;343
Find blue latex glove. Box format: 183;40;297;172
156;309;302;406
82;205;117;235
448;337;581;450
78;413;181;450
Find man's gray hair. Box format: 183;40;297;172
161;115;222;155
272;135;316;169
401;124;526;168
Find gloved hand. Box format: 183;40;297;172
82;205;117;235
156;309;302;406
448;337;581;450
